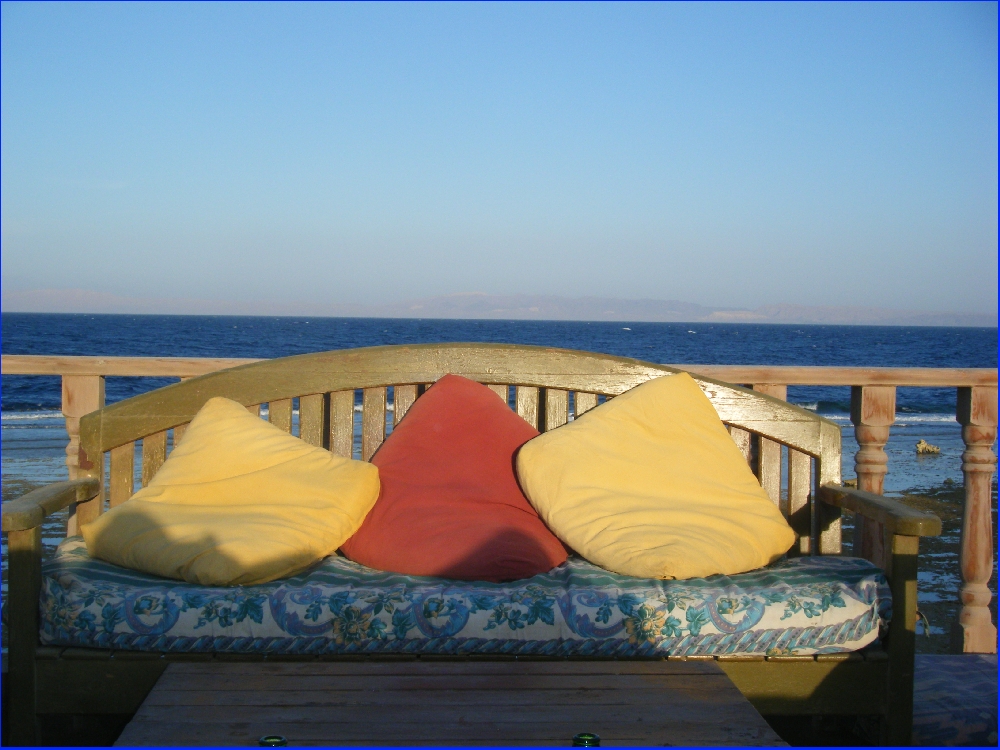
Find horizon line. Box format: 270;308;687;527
2;310;996;330
1;289;996;328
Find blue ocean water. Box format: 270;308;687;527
2;313;996;411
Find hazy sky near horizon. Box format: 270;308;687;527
2;2;997;313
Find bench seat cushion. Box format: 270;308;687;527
41;537;891;657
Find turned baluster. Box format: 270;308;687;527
851;385;896;570
62;374;105;479
61;374;106;535
952;386;998;654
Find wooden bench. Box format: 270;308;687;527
2;343;941;745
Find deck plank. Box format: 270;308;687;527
117;661;784;747
151;660;721;676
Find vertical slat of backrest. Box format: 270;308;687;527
141;430;168;488
516;386;540;429
818;469;842;555
575;392;598;417
385;387;395;437
269;398;293;433
362;387;387;461
545;389;569;431
487;384;508;405
172;423;188;448
299;394;326;447
726;426;753;465
787;449;812;555
170;378;192;449
109;442;135;508
247;404;261;417
754;436;782;503
752;384;786;505
394;385;418;425
329;390;355;458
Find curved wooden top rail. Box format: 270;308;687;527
77;344;840;464
3;353;996;386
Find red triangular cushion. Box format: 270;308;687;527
341;374;567;581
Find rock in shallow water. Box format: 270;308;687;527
916;439;941;455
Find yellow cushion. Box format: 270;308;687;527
516;372;795;579
82;397;380;585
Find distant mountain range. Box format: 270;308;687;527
2;288;996;327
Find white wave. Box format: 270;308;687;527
816;413;958;425
1;411;64;422
791;403;957;424
792;402;850;415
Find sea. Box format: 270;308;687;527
1;313;997;653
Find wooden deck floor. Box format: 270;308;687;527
114;661;785;746
911;654;997;747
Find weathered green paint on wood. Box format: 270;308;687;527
298;393;325;447
362;387;386;461
329;390;354;458
268;398;293;433
574;391;598;417
394;384;418;424
141;430;167;488
545;388;569;430
1;478;99;532
7;525;42;744
885;534;920;745
818;485;941;536
516;385;540;430
109;443;135;508
787;449;811;554
718;658;888;715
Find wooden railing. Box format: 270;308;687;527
3;354;997;653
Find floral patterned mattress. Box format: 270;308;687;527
41;537;891;656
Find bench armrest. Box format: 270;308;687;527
1;479;100;532
817;483;941;537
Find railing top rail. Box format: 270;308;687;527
1;354;997;387
1;355;261;378
667;365;998;387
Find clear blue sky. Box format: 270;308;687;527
2;1;997;313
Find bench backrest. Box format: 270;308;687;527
76;344;843;554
